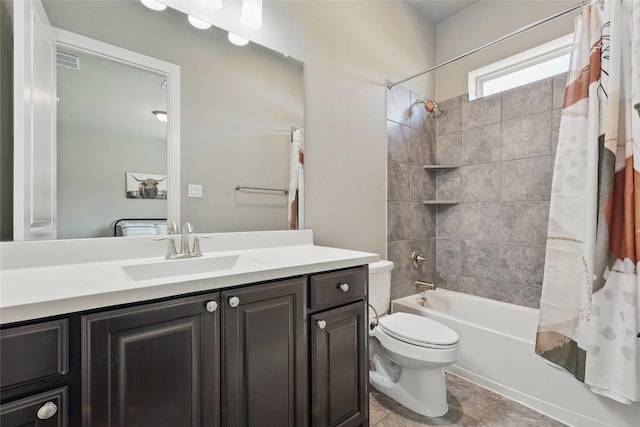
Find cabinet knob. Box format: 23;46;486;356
317;320;327;329
205;301;218;312
37;402;58;420
228;296;240;308
337;283;349;292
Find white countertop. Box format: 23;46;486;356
0;230;379;324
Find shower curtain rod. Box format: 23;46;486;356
386;3;582;89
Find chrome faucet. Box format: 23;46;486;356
181;223;194;256
155;222;208;259
415;280;436;291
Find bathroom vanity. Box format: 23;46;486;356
0;230;377;427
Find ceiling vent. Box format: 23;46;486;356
56;51;80;70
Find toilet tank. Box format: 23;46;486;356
368;260;394;316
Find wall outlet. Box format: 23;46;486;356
188;184;203;198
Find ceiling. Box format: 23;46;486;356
409;0;477;24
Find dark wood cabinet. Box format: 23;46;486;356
1;320;71;427
81;293;220;427
311;303;368;427
2;266;369;427
309;267;368;427
0;319;68;390
221;278;307;427
0;387;67;427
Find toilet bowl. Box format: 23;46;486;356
368;261;460;417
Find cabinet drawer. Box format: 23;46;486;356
0;319;68;390
0;387;67;427
309;266;366;310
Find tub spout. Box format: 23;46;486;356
415;280;435;291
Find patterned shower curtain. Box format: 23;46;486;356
536;0;640;404
288;127;305;230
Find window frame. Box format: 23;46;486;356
468;33;574;100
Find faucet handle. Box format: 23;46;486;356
167;222;178;235
154;236;178;259
191;235;210;257
182;222;194;234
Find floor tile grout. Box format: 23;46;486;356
369;373;567;426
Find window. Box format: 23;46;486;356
468;34;573;100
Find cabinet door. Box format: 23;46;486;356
311;302;368;427
82;293;220;427
1;319;68;390
0;387;67;427
222;278;306;427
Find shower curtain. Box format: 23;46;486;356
288;127;304;230
536;0;640;404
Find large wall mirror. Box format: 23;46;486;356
1;0;304;241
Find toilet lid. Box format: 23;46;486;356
379;312;459;348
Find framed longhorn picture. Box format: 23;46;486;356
126;172;168;199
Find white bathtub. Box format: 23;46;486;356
392;290;640;427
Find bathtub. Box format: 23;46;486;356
392;290;640;427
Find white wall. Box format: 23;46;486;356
435;0;578;101
45;0;437;256
265;1;437;255
57;128;166;239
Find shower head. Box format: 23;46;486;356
419;99;443;118
635;103;640;118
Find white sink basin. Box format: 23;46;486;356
122;255;266;281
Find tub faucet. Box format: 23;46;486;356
415;280;436;291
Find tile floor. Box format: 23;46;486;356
369;373;568;426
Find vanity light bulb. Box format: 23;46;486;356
188;15;212;30
153;111;168;123
228;32;250;46
241;0;263;29
140;0;167;11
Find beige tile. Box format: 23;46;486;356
445;373;501;421
478;399;567;427
374;403;479;427
370;387;402;412
370;393;393;425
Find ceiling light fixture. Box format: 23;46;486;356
140;0;167;12
153;110;168;123
241;0;262;29
228;32;250;46
188;15;212;30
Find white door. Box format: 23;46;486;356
13;0;57;240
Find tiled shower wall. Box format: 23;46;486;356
386;86;436;302
434;75;564;308
386;74;565;308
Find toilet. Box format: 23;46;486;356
368;260;460;417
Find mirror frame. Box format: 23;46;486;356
53;28;181;234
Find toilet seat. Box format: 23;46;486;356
378;312;459;349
